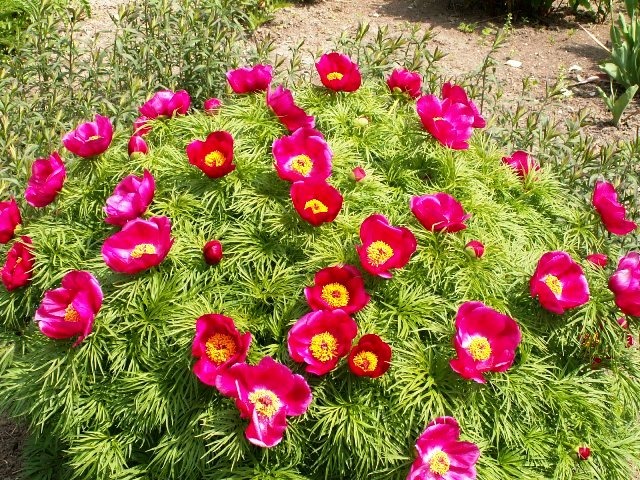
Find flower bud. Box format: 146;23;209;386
203;240;223;265
465;240;485;258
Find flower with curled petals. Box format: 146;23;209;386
226;64;273;93
348;334;391;378
62;114;113;158
592;180;637;236
304;264;370;314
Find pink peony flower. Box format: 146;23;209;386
290;179;343;226
315;53;361;92
441;82;486;128
348;334;392;378
530;251;590;314
449;301;522;384
387;68;422;98
1;236;34;291
465;240;485;258
35;270;103;346
352;166;366;181
216;356;312;448
186;131;235;179
273;128;332;182
502;151;540;178
304;264;370;314
128;136;148;157
104;170;156;226
416;95;474;150
586;253;607;268
287;310;357;375
592;180;637;236
192;314;251;386
226;64;273;93
203;240;223;265
0;198;21;244
356;214;417;279
267;85;316;132
101;216;173;274
410;192;470;233
24;152;66;208
139;90;190;119
133;116;152;136
407;416;480;480
203;97;222;114
62;114;113;158
609;252;640;317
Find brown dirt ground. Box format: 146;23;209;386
2;1;638;478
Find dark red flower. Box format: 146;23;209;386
203;240;223;265
348;334;392;378
592;180;637;236
0;198;21;244
1;236;34;291
290;179;342;226
410;192;470;233
267;85;315;132
577;445;591;460
186;131;235;179
315;53;361;92
304;264;370;314
24;152;66;208
386;68;422;98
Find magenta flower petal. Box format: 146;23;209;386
203;97;222;114
348;334;392;378
267;85;315;132
128;136;148;157
304;264;370;314
502;151;540;178
592;180;637;236
387;68;422;98
315;53;361;92
290;179;343;226
410;193;470;233
273;128;332;182
226;64;273;94
1;236;34;291
416;96;474;150
25;152;66;208
139;90;190;119
62;114;113;158
0;198;21;244
441;82;486;128
104;170;156;226
609;252;640;317
186;131;235;179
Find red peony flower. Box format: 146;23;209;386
530;251;590;315
609;252;640;317
139;90;190;119
352;166;366;181
24;152;66;208
203;97;222;114
266;85;316;132
0;198;21;244
226;64;273;94
465;240;485;258
315;53;361;92
407;416;480;480
287;310;357;375
348;334;391;378
416;95;474;150
290;179;343;226
502;151;540;178
35;270;103;346
356;214;417;279
128;135;148;157
273;128;332;182
304;264;370;314
592;180;637;236
577;445;591;460
203;240;223;265
1;236;34;291
586;253;607;268
449;301;522;384
62;114;113;158
101;216;173;274
186;131;235;179
386;68;422;98
104;170;156;226
216;356;312;448
410;193;471;233
192;314;251;386
133;116;152;136
441;82;486;128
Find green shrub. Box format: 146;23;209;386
601;0;640;89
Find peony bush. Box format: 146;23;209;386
1;55;640;479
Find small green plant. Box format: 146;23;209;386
596;83;639;126
457;22;476;33
601;0;640;89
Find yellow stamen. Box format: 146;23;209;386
248;389;281;418
204;150;226;168
544;275;563;296
64;305;81;322
468;337;492;362
353;350;378;372
429;450;451;475
205;333;237;364
304;199;329;214
432;116;443;121
130;243;157;259
366;241;393;266
290;154;313;176
320;282;350;308
15;258;22;264
309;332;338;362
326;72;344;81
87;135;102;141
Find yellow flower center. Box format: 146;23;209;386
204;150;226;167
304;199;329;214
433;116;443;121
353;350;378;372
320;282;350;308
326;72;344;81
468;336;492;362
87;135;102;141
544;274;563;296
366;241;394;266
248;389;281;418
429;450;451;475
290;154;313;176
130;243;157;259
309;332;339;362
15;257;22;264
64;305;81;322
205;333;237;364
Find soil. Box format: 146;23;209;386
1;0;638;478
